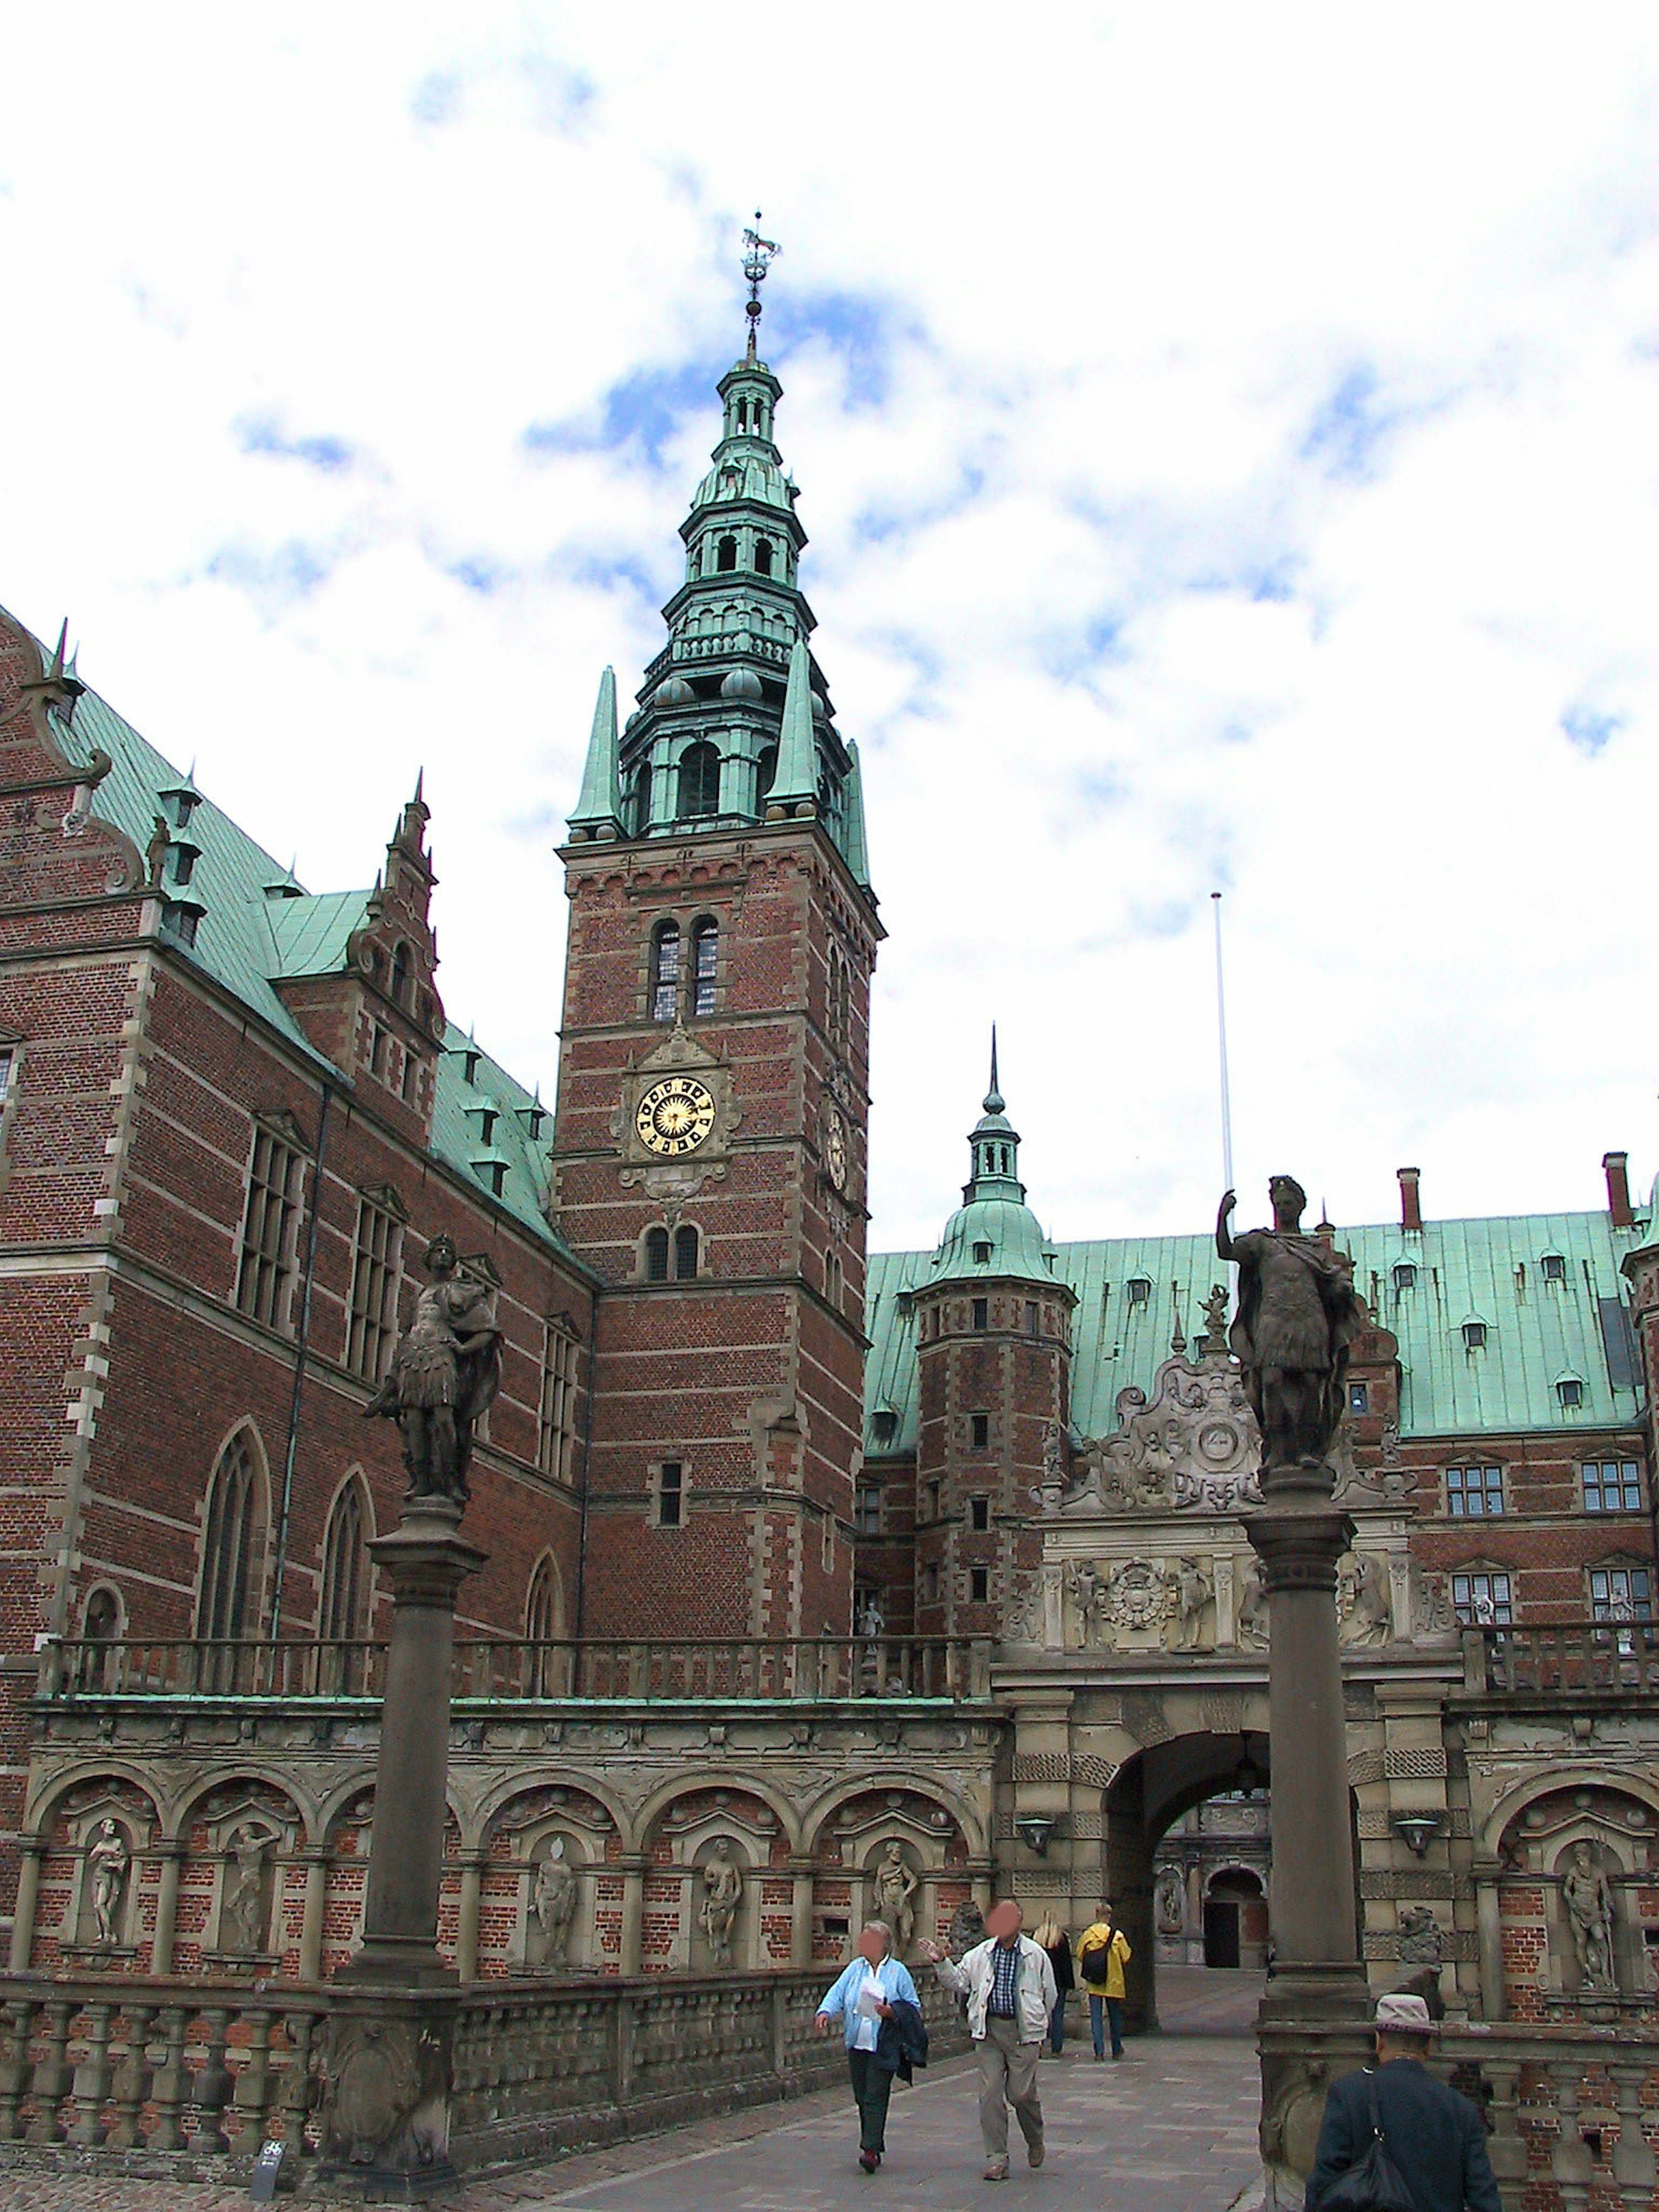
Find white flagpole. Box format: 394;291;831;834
1211;892;1235;1194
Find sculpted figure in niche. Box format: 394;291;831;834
364;1234;501;1508
1170;1558;1214;1652
1340;1554;1392;1647
87;1819;129;1946
222;1828;268;1955
1397;1904;1444;1967
1562;1840;1616;1990
857;1594;885;1640
700;1837;743;1966
1156;1865;1186;1936
948;1897;985;1960
1236;1564;1269;1650
1217;1177;1368;1472
872;1840;918;1955
534;1836;578;1966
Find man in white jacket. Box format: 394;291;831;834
919;1900;1057;2181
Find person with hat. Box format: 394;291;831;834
1305;1992;1501;2212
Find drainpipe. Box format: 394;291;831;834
573;1289;599;1640
270;1080;333;1632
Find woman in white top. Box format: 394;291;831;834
816;1920;922;2173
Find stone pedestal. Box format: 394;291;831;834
1246;1462;1370;2206
321;1503;484;2199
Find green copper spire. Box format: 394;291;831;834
928;1045;1057;1286
568;666;623;840
966;1030;1022;1201
766;636;819;815
843;738;871;887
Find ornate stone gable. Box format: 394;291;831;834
1062;1349;1263;1517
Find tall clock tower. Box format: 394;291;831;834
553;254;881;1639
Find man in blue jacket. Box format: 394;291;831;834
816;1920;922;2174
1306;1993;1502;2212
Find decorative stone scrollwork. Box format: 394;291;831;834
320;2014;453;2176
1065;1351;1264;1517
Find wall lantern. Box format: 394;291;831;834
1391;1812;1444;1859
1014;1814;1058;1856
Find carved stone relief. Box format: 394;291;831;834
1063;1353;1263;1517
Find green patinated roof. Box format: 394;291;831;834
865;1207;1650;1458
22;628;570;1258
928;1196;1060;1288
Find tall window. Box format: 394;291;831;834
0;1047;12;1111
651;922;681;1023
969;1412;990;1449
677;742;721;820
319;1479;372;1641
1451;1570;1512;1626
1584;1460;1643;1513
1590;1565;1653;1622
969;1565;990;1603
673;1224;699;1280
197;1430;266;1640
691;918;718;1016
525;1554;562;1640
235;1124;305;1328
756;745;778;807
972;1298;988;1332
825;1249;843;1309
716;534;737;572
654;1460;684;1529
969;1497;990;1531
855;1484;882;1535
346;1193;404;1380
1446;1465;1504;1517
645;1227;671;1281
390;941;412;1009
829;949;850;1046
539;1324;581;1481
754;537;774;576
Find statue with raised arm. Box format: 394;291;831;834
1217;1177;1368;1475
364;1233;501;1510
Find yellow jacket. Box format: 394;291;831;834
1076;1921;1131;1998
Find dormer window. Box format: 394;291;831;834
1462;1321;1487;1352
461;1046;481;1085
1557;1376;1584;1411
1393;1263;1417;1293
476;1160;507;1197
168;841;199;887
161;898;204;948
973;1241;992;1265
871;1409;898;1447
1541;1253;1567;1285
1126;1277;1151;1307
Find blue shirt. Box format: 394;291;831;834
817;1955;921;2050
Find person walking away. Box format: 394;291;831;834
1075;1902;1131;2060
1305;1993;1501;2212
1031;1912;1073;2054
815;1920;922;2174
919;1899;1056;2181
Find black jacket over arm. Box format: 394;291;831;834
1306;2060;1501;2212
876;1998;929;2081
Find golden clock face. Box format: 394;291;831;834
824;1105;850;1192
635;1075;717;1157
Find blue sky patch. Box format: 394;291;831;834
1560;701;1624;755
236;414;354;473
1300;365;1398;481
410;71;461;127
779;289;896;410
204;538;332;612
524;359;712;469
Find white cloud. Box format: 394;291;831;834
3;2;1658;1259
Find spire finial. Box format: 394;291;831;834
742;212;780;362
49;619;69;678
413;766;425;806
984;1024;1004;1115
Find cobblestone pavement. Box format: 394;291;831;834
0;1970;1265;2212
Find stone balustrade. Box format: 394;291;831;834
0;1965;968;2181
39;1633;990;1709
1460;1622;1659;1700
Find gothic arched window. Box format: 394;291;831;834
756;744;778;808
692;918;718;1017
674;1224;699;1280
651;922;681;1022
829;947;850;1047
197;1429;266;1642
754;537;774;577
678;742;721;820
716;535;737;572
319;1477;373;1642
645;1227;671;1281
525;1553;562;1641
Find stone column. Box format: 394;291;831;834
788;1858;815;1969
617;1855;647;1977
6;1837;44;1971
454;1850;486;1983
1246;1465;1370;2209
298;1849;331;1983
149;1840;187;1976
339;1505;485;1988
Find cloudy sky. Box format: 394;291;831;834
4;6;1657;1255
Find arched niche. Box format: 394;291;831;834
1498;1782;1658;2011
643;1787;782;1975
175;1776;304;1975
810;1786;969;1968
481;1783;618;1977
36;1774;159;1964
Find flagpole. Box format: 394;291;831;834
1211;892;1234;1194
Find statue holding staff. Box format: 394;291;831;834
364;1233;502;1508
1217;1176;1368;1473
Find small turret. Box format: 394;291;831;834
567;667;624;842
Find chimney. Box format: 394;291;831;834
1398;1166;1422;1235
1603;1150;1633;1230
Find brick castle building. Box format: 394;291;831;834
1;296;1657;2044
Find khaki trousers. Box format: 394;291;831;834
976;2013;1044;2159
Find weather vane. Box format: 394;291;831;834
742;211;780;356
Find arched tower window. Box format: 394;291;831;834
632;763;652;837
754;537;774;577
692;918;718;1016
756;744;778;809
677;742;721;820
390;941;412;1010
319;1477;373;1642
829;947;850;1047
674;1224;699;1280
197;1429;267;1641
651;922;681;1023
716;535;738;572
645;1227;671;1281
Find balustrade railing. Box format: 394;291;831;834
1464;1621;1659;1699
40;1634;988;1707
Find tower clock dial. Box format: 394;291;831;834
823;1102;850;1193
635;1075;718;1157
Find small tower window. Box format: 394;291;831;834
1126;1276;1151;1307
673;1224;699;1281
654;1460;684;1529
1462;1321;1488;1352
632;763;652;835
1025;1300;1039;1337
1393;1262;1418;1292
1541;1253;1567;1284
1349;1382;1370;1413
678;742;721;820
754;537;774;577
716;534;737;573
972;1298;988;1332
972;1241;992;1265
970;1412;990;1449
969;1496;990;1530
645;1227;670;1281
969;1566;990;1603
692;918;718;1016
756;744;778;807
1557;1376;1584;1410
390;941;412;1009
651;922;681;1022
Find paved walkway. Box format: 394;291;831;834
0;1970;1265;2212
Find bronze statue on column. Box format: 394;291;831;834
1216;1176;1367;1473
